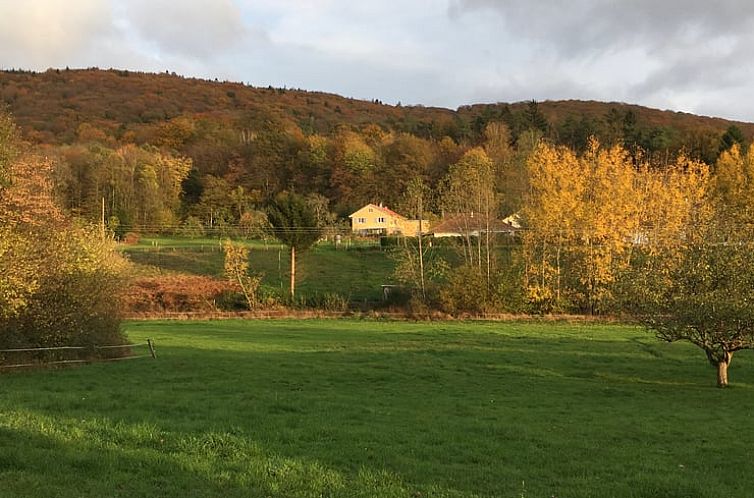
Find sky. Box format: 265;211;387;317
1;0;753;121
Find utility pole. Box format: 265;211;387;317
101;197;106;239
417;191;426;301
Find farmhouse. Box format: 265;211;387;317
349;203;430;236
431;213;518;238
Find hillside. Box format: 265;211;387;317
0;68;457;144
462;100;754;137
1;68;752;147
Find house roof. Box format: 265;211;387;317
349;203;407;220
431;214;518;234
502;212;522;229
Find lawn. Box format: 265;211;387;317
1;320;753;497
121;239;396;302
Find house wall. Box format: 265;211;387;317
349;204;429;236
350;205;401;235
397;219;431;236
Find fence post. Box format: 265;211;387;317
147;339;157;359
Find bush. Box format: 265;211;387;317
319;292;350;312
0;225;129;350
295;292;350;312
258;285;283;308
380;236;402;248
381;285;411;307
180;216;205;238
438;264;501;315
123;232;141;245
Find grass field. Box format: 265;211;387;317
1;320;753;497
122;238;396;302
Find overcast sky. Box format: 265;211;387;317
1;0;753;121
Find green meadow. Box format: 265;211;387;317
1;320;753;497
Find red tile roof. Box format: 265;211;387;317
431;214;517;234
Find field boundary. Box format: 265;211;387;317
0;339;157;370
124;310;623;323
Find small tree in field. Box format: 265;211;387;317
632;238;754;388
266;192;321;300
223;240;262;310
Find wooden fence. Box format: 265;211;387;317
0;339;156;369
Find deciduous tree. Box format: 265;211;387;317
522;140;642;313
223;240;262;310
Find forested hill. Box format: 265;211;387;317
1;68;752;151
0;68;456;144
1;67;752;227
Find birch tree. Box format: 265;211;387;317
522;140;641;313
441;147;497;277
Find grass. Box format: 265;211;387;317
122;238;397;302
1;320;753;497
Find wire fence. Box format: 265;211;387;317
0;339;156;370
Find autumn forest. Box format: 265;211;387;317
1;67;751;229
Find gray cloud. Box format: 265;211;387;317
451;0;754;56
445;0;754;120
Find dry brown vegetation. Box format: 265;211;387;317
122;275;239;314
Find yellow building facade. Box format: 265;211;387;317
349;203;429;236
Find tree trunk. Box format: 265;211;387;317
237;274;253;310
290;245;296;301
716;351;733;388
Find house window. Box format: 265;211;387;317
357;217;366;223
377;217;385;223
368;208;373;213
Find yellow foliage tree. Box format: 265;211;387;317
712;144;754;226
523;140;645;313
523;138;712;314
521;141;585;311
223;240;262;310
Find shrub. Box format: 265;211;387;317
258;285;283;309
316;292;350;312
0;225;129;349
438;264;499;315
379;236;401;248
123;232;141;245
295;292;350;312
180;216;205;238
223;239;263;310
381;285;412;308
